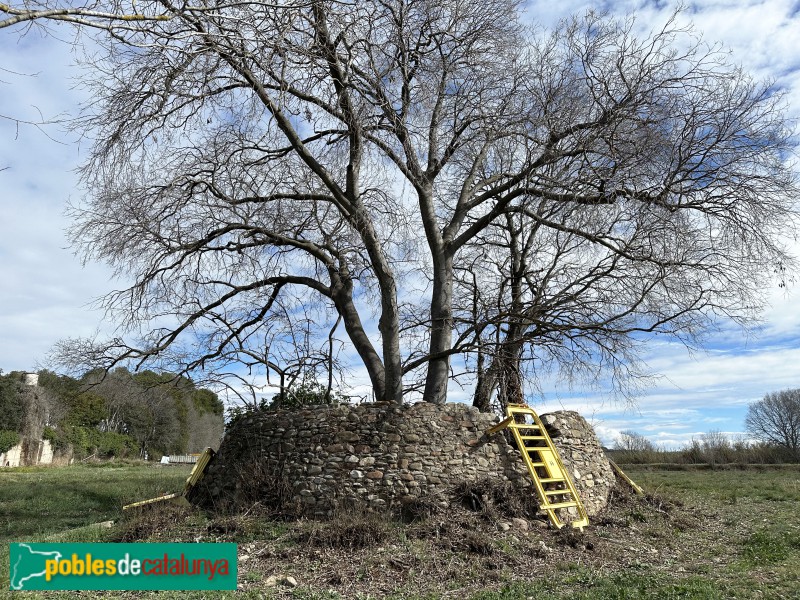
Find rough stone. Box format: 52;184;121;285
189;403;614;518
511;517;530;532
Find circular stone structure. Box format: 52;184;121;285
190;402;615;518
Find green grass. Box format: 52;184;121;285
0;463;191;593
0;463;191;542
741;529;797;564
469;573;729;600
626;468;800;600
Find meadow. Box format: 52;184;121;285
1;463;798;599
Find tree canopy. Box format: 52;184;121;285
34;368;225;458
3;1;797;409
0;371;26;432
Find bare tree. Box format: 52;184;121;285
614;430;655;453
4;2;797;406
746;390;800;455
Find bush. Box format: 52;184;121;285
612;431;660;464
94;431;138;458
225;381;347;433
296;511;390;550
0;373;25;432
0;429;20;454
47;425;137;459
42;426;57;443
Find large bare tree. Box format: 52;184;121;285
746;389;800;455
3;1;797;406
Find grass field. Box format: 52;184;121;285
0;462;193;598
1;464;799;599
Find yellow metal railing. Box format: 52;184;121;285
488;404;589;530
122;447;215;511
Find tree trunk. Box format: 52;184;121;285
377;273;403;404
330;276;387;402
472;352;496;413
496;340;524;408
423;251;454;404
349;205;404;404
472;337;524;414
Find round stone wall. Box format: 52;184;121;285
189;402;615;519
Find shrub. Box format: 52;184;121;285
296;511;390;550
0;429;20;454
94;431;138;458
50;426;138;459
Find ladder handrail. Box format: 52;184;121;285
488;404;589;530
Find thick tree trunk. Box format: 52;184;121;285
423;251;454;404
379;292;403;403
356;221;403;404
330;274;387;402
472;353;496;413
472;337;525;413
497;341;524;408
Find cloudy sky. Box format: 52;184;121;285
2;0;800;447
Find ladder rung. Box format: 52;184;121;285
502;405;588;530
543;501;578;510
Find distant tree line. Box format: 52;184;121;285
0;373;24;453
611;390;800;465
609;430;795;466
0;368;224;460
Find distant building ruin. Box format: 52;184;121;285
0;371;61;468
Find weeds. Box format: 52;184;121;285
296;511;390;550
451;478;539;519
741;529;800;564
113;501;193;543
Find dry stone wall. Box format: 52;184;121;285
190;402;615;519
541;411;617;516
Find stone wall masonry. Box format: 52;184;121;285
190;402;614;519
541;411;617;516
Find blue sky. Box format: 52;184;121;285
2;0;800;448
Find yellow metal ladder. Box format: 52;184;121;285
122;447;215;510
487;404;589;530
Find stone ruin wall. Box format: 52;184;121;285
191;402;616;519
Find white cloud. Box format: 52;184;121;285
1;28;116;371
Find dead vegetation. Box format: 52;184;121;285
110;477;696;598
295;511;391;550
112;501;194;543
451;478;540;520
